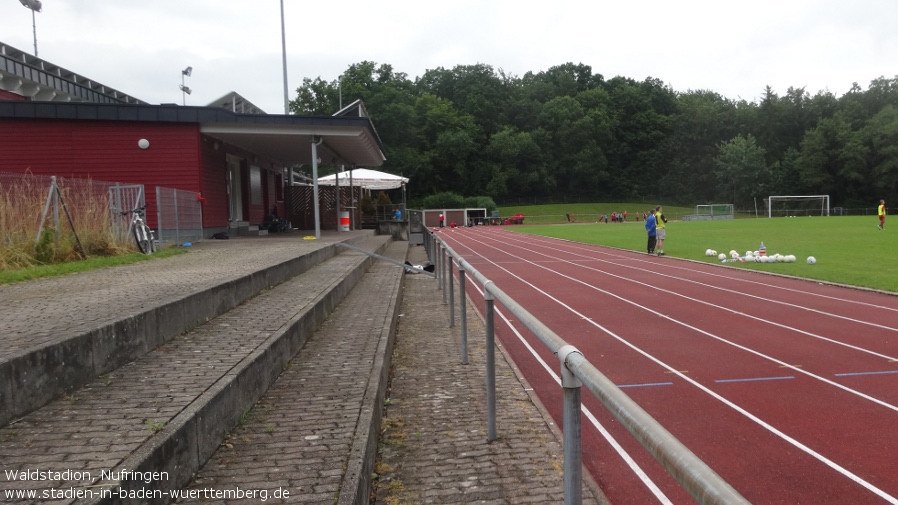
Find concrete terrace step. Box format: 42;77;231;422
0;234;393;503
0;231;378;426
176;239;408;505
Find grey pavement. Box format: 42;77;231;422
0;231;608;504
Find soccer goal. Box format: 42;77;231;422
766;195;830;218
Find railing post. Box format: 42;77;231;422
558;345;584;505
458;265;469;365
436;242;443;292
442;245;449;304
448;255;455;325
484;281;497;442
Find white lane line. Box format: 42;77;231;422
496;231;898;333
463;268;674;504
474;231;898;364
503;231;898;314
442;231;898;503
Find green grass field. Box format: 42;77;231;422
502;214;897;293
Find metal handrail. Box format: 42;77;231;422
425;228;749;505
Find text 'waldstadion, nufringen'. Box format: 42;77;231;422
5;468;168;484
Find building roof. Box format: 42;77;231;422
0;42;147;105
0;101;386;166
206;91;267;115
0;40;385;167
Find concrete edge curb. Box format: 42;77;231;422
337;243;408;505
89;237;391;505
1;234;372;427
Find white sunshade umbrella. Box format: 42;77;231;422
317;168;408;190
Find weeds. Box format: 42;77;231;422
1;172;140;271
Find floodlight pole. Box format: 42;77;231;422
280;0;289;114
19;0;41;56
30;6;38;56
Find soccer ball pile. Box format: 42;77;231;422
704;248;814;264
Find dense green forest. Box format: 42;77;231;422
290;62;898;209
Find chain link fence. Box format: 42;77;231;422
155;186;204;245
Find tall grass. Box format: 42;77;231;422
0;173;134;271
508;214;898;293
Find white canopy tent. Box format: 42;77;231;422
317;168;409;190
317;168;409;232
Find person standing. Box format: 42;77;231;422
878;200;886;230
654;205;668;256
645;209;657;255
439;213;445;228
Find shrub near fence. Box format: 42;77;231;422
0;172;133;269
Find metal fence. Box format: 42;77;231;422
156;186;204;245
108;183;147;243
424;228;749;505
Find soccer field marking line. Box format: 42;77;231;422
478;231;898;360
440;231;898;503
503;230;898;314
462;271;674;505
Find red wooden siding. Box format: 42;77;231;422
0;118;201;228
1;118;289;231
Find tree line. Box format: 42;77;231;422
291;62;898;209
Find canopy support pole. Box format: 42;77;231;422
311;136;322;239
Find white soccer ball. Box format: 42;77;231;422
705;248;713;256
745;251;753;259
785;255;796;263
807;256;816;265
775;254;784;262
718;253;726;261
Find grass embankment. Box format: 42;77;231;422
500;208;896;293
0;248;186;285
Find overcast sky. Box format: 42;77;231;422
2;0;897;115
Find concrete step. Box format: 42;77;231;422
0;235;393;503
175;239;408;505
0;232;377;427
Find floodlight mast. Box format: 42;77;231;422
180;66;193;105
19;0;42;57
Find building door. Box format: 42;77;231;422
227;155;244;222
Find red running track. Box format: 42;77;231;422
434;226;898;505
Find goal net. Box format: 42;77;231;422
766;195;830;218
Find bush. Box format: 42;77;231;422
464;196;497;213
422;192;465;209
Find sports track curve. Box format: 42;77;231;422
434;226;898;505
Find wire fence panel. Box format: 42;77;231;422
155;186;203;245
108;184;146;242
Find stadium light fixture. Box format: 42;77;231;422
180;66;193;105
19;0;42;57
